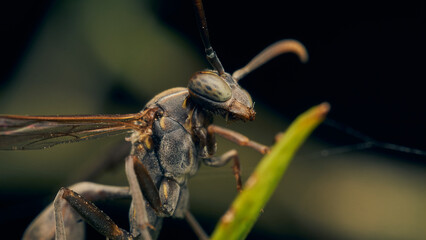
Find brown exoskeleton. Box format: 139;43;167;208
0;0;307;239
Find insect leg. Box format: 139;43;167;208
54;187;133;240
207;124;270;154
125;156;154;240
203;149;243;192
184;211;209;240
23;182;131;240
126;156;187;236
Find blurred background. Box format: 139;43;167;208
0;0;425;239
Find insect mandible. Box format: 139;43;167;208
0;0;308;239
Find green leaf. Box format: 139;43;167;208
211;103;330;240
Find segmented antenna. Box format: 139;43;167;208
192;0;225;75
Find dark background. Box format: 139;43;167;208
2;1;425;152
0;0;425;239
152;0;426;152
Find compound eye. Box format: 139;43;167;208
242;89;254;108
188;71;232;102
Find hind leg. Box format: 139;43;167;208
23;182;131;240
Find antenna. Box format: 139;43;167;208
192;0;308;82
233;39;309;81
192;0;225;75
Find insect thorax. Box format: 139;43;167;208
128;88;213;185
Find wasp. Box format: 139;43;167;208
0;0;307;239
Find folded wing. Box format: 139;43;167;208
0;113;144;150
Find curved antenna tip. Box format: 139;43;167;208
233;39;309;81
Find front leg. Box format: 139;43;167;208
207;124;270;154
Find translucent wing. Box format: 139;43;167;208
0;112;150;150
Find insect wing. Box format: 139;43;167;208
0;114;143;150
